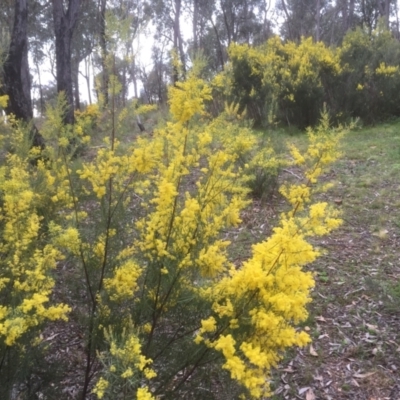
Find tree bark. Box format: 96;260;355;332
3;0;32;121
349;0;355;29
192;0;199;51
341;0;348;32
72;57;81;110
220;0;233;45
172;0;185;83
210;17;225;71
99;0;109;107
315;0;321;41
2;0;44;148
131;56;138;98
35;61;45;116
280;0;294;41
52;0;82;124
83;56;92;104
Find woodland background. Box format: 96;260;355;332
2;0;400;130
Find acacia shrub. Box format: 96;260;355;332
0;70;344;399
337;26;400;123
219;37;340;129
87;75;344;398
222;28;400;129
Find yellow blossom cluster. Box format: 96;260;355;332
0;94;8;109
169;75;212;123
222;36;340;127
193;112;344;398
375;62;399;76
93;326;156;399
0;155;70;347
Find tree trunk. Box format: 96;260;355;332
52;0;82;124
315;0;321;41
131;56;138;98
3;0;32;121
172;0;185;83
341;0;348;32
99;0;109;107
192;0;199;51
377;0;389;28
349;0;355;29
83;56;92;104
280;0;294;41
220;0;233;45
35;61;45;116
2;0;44;148
73;58;81;111
395;0;400;39
210;17;225;71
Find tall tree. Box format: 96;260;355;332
218;0;266;45
52;0;82;124
152;0;186;83
92;0;150;104
189;0;270;73
360;0;393;31
70;0;98;110
278;0;345;44
2;0;44;147
98;0;109;106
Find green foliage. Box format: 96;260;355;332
219;37;339;128
219;27;400;129
0;69;344;399
337;25;400;123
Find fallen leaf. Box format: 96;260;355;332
282;367;295;373
353;372;375;379
318;333;329;339
366;323;379;332
372;229;388;239
309;345;318;357
299;387;310;395
306;388;316;400
45;333;61;342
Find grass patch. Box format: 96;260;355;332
255;121;400;398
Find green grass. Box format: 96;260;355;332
252;120;400;398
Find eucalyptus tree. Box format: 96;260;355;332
188;0;271;73
1;0;44;146
278;0;331;41
93;0;150;104
29;1;54;115
51;0;83;124
339;0;356;32
139;47;169;104
70;0;98;109
0;0;13;51
359;0;394;32
277;0;370;44
217;0;269;45
151;0;187;83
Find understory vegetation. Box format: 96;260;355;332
0;68;347;399
221;25;400;128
